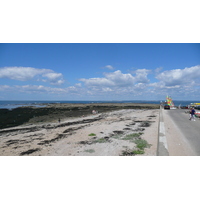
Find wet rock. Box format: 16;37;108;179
6;139;27;146
20;148;41;156
113;130;124;135
38;134;68;145
123;128;132;130
140;121;151;127
78;141;89;145
120;149;135;156
133;128;145;131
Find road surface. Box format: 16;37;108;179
163;108;200;156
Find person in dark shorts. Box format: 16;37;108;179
189;107;196;121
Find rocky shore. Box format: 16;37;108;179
0;103;160;156
0;103;159;129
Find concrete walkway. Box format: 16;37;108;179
157;107;196;156
157;107;169;156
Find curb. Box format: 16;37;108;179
157;106;169;156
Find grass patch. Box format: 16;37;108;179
134;139;151;150
93;138;108;143
88;133;96;136
132;149;145;154
84;149;95;153
120;134;151;156
112;135;122;139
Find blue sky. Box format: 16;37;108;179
0;43;200;101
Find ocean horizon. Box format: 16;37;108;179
0;100;199;110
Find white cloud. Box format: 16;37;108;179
80;70;135;88
0;66;65;85
0;67;51;81
156;65;200;86
102;87;113;92
105;65;114;70
144;65;200;99
78;70;152;98
80;70;151;88
79;77;114;87
1;65;200;100
134;69;151;83
78;66;200;99
42;72;64;85
0;85;12;91
0;84;83;96
104;70;135;86
154;67;163;74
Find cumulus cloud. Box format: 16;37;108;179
80;70;134;87
143;65;200;99
1;65;200;100
42;72;64;85
104;70;135;86
0;67;51;81
0;66;65;85
156;65;200;86
80;70;150;88
77;66;200;99
77;69;153;98
134;69;151;83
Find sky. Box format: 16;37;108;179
0;43;200;101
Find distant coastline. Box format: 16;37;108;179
0;100;199;110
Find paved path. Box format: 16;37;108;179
163;109;200;156
157;108;169;156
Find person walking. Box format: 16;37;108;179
189;107;196;121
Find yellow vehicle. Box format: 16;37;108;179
190;103;200;106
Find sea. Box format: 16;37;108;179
0;100;199;110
